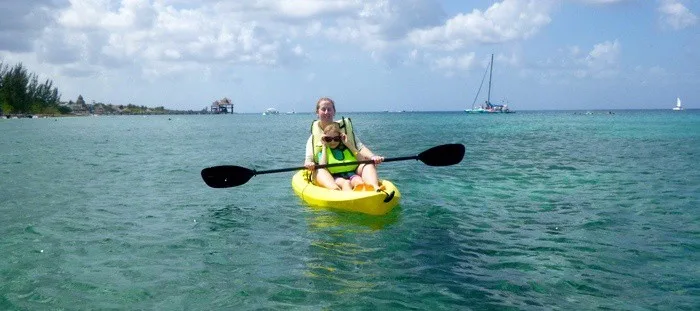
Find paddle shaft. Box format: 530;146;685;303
201;143;464;188
256;155;418;175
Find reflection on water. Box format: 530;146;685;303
304;206;401;231
299;207;400;303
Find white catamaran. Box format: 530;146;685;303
672;97;683;111
465;54;513;114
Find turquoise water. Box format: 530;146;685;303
1;111;698;310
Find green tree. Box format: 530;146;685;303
0;63;30;113
0;61;62;114
57;105;72;114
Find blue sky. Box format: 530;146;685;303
0;0;697;112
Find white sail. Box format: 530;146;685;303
673;97;683;111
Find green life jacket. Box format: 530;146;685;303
310;117;357;162
317;147;358;174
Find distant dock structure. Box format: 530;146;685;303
211;97;234;114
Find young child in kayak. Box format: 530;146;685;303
317;123;366;191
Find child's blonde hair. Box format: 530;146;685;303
323;122;341;135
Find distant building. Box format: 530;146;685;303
211;97;234;114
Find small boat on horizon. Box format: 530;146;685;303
672;97;683;111
262;108;280;115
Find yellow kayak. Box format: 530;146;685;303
291;170;400;215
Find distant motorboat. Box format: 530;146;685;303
672;97;683;111
263;108;280;115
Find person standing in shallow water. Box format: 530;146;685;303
303;97;384;191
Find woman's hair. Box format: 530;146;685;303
315;97;335;112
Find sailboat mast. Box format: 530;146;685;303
487;54;493;104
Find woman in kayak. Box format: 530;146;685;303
303;97;384;191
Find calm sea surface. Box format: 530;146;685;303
1;110;698;310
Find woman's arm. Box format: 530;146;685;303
349;128;382;164
356;146;374;160
356;143;383;164
304;135;315;169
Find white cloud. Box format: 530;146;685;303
319;0;445;57
271;0;361;19
36;0;319;77
568;46;581;57
1;0;445;78
586;40;621;66
658;0;697;30
522;40;622;82
292;45;304;56
432;52;476;70
1;0;557;78
407;0;555;51
305;21;323;36
579;40;621;78
571;0;631;4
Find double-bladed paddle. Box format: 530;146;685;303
201;143;465;188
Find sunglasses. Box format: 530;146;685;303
322;136;342;142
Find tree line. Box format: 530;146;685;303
1;60;211;116
0;61;65;115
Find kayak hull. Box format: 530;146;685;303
291;171;400;215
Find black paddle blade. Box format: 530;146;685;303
201;165;256;188
417;143;465;166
